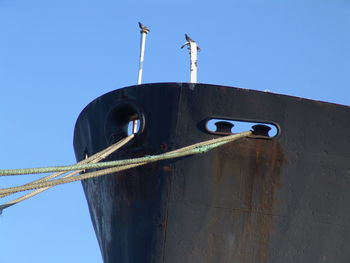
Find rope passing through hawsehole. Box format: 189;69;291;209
0;131;252;213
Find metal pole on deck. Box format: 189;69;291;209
133;22;150;134
137;22;150;85
181;34;200;83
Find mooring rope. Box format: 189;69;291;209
0;134;135;212
0;131;251;213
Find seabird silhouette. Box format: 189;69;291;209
138;22;150;33
181;34;200;51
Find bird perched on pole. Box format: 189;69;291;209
185;33;194;43
138;22;150;34
181;34;200;51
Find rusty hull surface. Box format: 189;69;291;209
73;83;350;263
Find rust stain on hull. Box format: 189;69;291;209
215;139;284;263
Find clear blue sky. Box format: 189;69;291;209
0;1;349;262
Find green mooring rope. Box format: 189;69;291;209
0;131;251;176
0;131;252;213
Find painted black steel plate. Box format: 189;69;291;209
74;83;350;263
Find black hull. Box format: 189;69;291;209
73;83;350;262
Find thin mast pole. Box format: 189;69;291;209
181;34;200;83
189;42;198;83
137;22;150;85
133;22;150;134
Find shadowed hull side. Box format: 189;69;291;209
74;83;350;262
